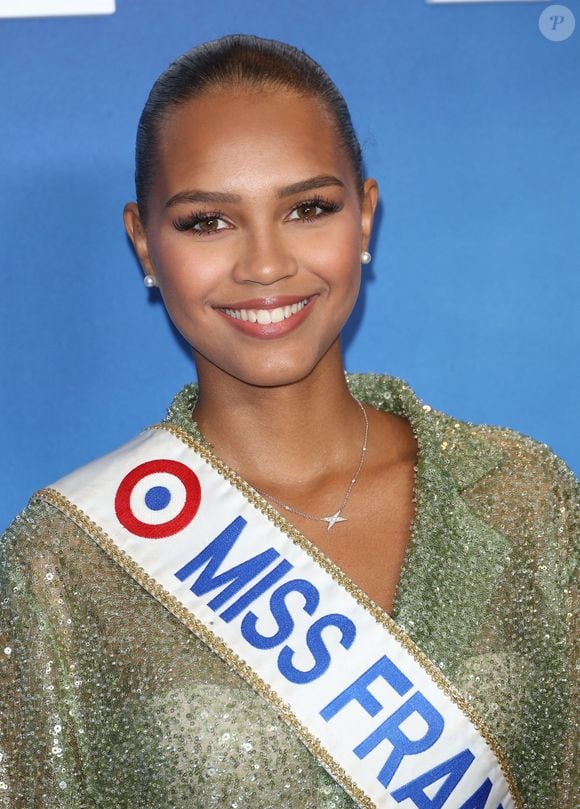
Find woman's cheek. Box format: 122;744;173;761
319;240;361;299
152;242;206;293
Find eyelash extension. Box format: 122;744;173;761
172;195;342;235
173;209;226;234
292;195;341;221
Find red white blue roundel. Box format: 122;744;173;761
115;459;201;538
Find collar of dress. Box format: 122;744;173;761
164;372;505;495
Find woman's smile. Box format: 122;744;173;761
215;294;317;339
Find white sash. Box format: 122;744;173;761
38;424;521;809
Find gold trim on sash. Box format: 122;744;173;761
35;421;522;809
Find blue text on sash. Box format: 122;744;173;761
174;515;504;809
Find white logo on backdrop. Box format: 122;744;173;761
538;4;575;40
0;0;115;17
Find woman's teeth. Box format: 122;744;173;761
222;298;310;324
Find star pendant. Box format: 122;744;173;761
322;511;347;530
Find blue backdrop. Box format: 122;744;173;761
1;0;578;531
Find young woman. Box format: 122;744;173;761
0;34;576;809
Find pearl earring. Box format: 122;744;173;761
360;250;372;265
143;274;157;288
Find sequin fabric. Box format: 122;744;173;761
0;374;577;808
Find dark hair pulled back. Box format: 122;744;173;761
135;34;364;220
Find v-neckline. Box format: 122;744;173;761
164;373;434;622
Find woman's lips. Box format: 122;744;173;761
215;295;317;338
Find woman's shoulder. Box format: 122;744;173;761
428;403;578;562
426;391;577;528
468;418;578;487
443;403;579;509
351;372;578;543
0;496;89;580
355;370;577;486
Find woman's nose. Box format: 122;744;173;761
232;230;299;285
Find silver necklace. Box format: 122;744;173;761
192;398;369;531
256;398;368;530
192;396;369;531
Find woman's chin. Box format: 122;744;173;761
229;362;320;390
194;348;328;391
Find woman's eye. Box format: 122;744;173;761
173;212;230;235
287;198;341;222
289;203;323;220
195;216;228;233
288;202;323;219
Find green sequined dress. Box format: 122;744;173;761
0;375;577;808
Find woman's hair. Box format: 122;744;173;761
135;34;364;221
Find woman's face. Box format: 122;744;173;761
125;84;378;389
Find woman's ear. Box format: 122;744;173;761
123;202;157;280
360;178;379;253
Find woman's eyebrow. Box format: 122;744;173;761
165;189;241;208
164;174;344;209
276;174;345;198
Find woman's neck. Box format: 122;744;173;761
191;345;365;491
